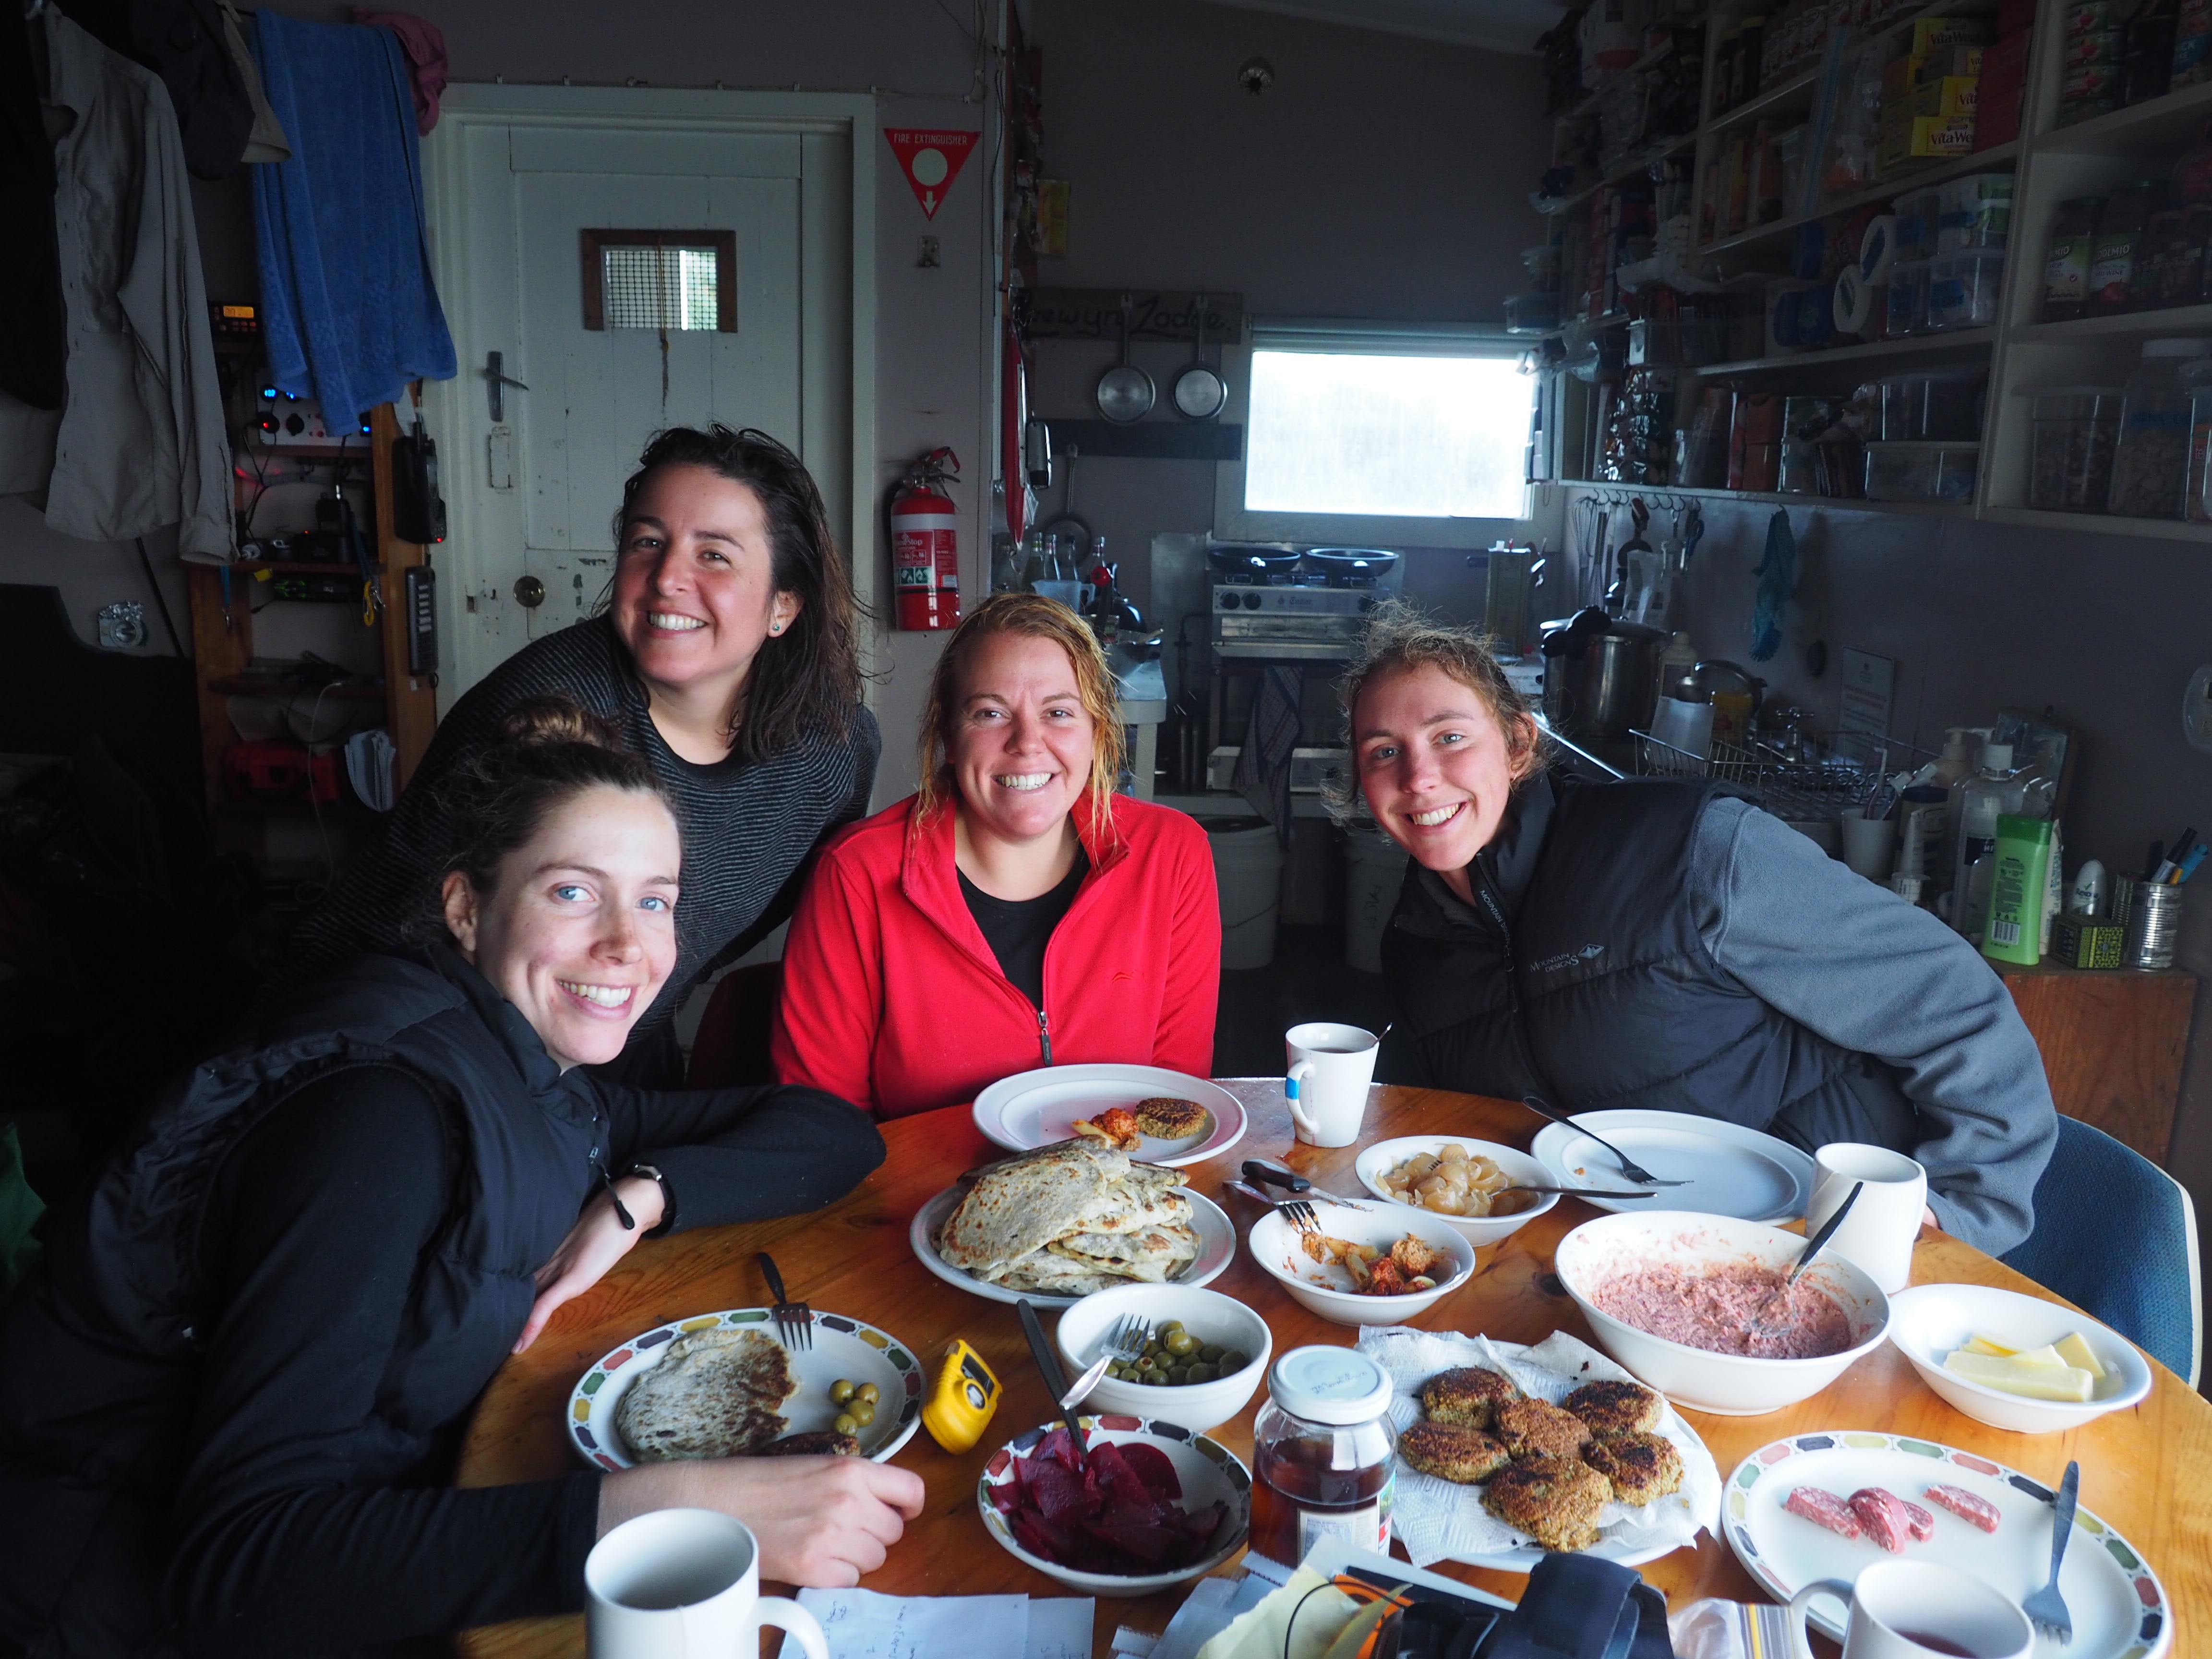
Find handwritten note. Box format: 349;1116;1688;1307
788;1587;1093;1659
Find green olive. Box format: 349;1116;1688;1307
1142;1370;1167;1386
848;1400;877;1427
855;1382;880;1406
1220;1349;1249;1372
1166;1332;1199;1358
834;1412;859;1435
1199;1343;1224;1364
1183;1362;1214;1384
829;1379;856;1405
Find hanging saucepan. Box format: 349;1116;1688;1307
1171;292;1227;421
1095;293;1155;424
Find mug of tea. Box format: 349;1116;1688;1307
1285;1022;1380;1148
586;1509;829;1659
1785;1561;2033;1659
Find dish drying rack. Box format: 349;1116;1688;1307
1630;727;1925;822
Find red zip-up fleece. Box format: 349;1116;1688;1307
771;791;1222;1118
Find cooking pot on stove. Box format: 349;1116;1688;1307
1540;607;1666;739
1302;546;1399;581
1205;542;1301;578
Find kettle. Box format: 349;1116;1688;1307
1540;608;1667;739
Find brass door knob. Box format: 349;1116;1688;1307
513;574;546;608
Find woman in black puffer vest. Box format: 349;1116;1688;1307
0;698;922;1659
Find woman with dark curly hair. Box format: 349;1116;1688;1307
280;425;879;1085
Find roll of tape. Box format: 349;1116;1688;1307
1835;264;1876;335
1860;214;1899;285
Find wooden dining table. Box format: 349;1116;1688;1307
455;1082;2212;1658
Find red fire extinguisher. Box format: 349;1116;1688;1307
892;447;962;631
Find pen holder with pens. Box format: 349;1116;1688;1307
2115;878;2183;970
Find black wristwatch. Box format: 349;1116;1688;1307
621;1163;676;1237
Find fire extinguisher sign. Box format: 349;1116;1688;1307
884;129;979;220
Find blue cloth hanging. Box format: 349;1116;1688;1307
249;12;454;422
1749;507;1797;663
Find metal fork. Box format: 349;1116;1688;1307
2024;1460;2080;1645
1106;1312;1153;1363
757;1251;811;1351
1519;1094;1692;1186
1226;1176;1318;1234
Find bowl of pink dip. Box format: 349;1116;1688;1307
1553;1212;1891;1415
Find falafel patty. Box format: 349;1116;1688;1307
1494;1396;1593;1463
1133;1097;1212;1139
1397;1420;1512;1484
1563;1379;1664;1440
1483;1456;1611;1551
1420;1365;1519;1430
1581;1431;1683;1506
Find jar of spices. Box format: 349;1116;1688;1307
1250;1346;1397;1566
2043;197;2104;321
2090;181;2162;313
2107;339;2212;518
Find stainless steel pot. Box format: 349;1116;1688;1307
1540;608;1666;738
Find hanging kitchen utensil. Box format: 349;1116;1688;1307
1094;293;1155;425
1171;292;1227;421
1038;445;1093;565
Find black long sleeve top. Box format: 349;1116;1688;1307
156;1065;883;1657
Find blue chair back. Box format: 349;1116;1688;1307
2000;1116;2201;1387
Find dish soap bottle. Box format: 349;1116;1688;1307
1951;742;2022;940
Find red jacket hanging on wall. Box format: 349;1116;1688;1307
771;791;1222;1119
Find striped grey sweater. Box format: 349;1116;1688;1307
280;617;879;1067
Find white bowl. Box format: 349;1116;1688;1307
1055;1284;1272;1430
1553;1211;1892;1415
1354;1135;1561;1247
1249;1198;1478;1326
976;1419;1251;1597
1887;1282;2153;1434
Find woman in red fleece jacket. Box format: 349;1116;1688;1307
772;594;1221;1118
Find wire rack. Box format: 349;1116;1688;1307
1632;727;1887;821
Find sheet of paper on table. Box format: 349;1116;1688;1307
787;1587;1093;1659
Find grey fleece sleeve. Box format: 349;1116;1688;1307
1689;796;2057;1254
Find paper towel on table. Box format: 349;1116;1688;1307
1355;1326;1721;1569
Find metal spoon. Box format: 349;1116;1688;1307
1750;1181;1863;1338
1519;1095;1692;1186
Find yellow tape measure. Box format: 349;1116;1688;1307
921;1338;1001;1455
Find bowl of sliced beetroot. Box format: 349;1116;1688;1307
977;1417;1252;1596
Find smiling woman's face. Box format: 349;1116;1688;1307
1354;663;1538;878
947;630;1096;849
442;785;682;1070
611;464;799;706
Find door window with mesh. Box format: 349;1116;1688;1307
580;230;737;331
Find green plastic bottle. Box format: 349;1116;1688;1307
1982;814;2053;966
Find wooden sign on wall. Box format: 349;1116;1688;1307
1020;289;1244;343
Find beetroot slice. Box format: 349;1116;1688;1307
1029;1458;1100;1524
1118;1442;1183;1500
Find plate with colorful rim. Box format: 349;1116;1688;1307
566;1308;924;1471
1724;1431;2169;1659
972;1064;1247;1168
1529;1109;1815;1222
909;1182;1237;1308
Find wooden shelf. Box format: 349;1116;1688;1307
1692;326;1998;376
1561;480;1980;517
2007;302;2212;342
1977;505;2212;542
1699;142;2020;257
207;676;387;701
1545;133;1700;216
1706;66;1820;133
2034;77;2212;156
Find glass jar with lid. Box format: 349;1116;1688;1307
1249;1346;1398;1567
2107;338;2212;518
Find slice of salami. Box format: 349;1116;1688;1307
1900;1496;1936;1543
1925;1483;2004;1534
1849;1486;1912;1553
1784;1486;1862;1540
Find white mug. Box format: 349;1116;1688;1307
586;1509;828;1659
1806;1142;1928;1294
1786;1561;2033;1659
1285;1022;1379;1148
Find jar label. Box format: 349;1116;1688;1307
1296;1474;1395;1559
2044;236;2092;302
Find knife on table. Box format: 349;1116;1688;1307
1243;1158;1371;1209
1015;1298;1087;1462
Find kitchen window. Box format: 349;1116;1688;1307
1214;322;1543;548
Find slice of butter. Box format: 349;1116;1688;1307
1944;1349;2096;1401
1964;1334;2016;1357
2055;1331;2107;1379
2008;1342;2070;1370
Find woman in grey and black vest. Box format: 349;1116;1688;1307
0;699;921;1659
278;425;880;1087
1344;606;2055;1256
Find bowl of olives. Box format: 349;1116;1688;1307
1055;1284;1273;1431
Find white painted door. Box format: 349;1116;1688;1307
422;92;870;701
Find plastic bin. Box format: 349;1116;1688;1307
1205;817;1285;970
1936;172;2014;250
1927;251;2005;330
1505;292;1562;334
1885;261;1930;336
1878;372;1985;441
2028;387;2123;512
1864;439;1980;501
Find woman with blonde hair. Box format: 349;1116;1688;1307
773;594;1221;1118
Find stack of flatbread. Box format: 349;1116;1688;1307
935;1139;1201;1295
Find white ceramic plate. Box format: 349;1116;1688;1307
972;1064;1247;1168
1530;1109;1815;1221
566;1308;923;1471
909;1183;1237;1308
1725;1431;2170;1659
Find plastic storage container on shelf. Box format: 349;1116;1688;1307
1505;292;1562;334
1880;371;1986;441
1926;251;2005;330
1864;440;1980;501
1885;261;1930;336
1936;173;2013;251
2106;338;2212;519
2028;387;2125;512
